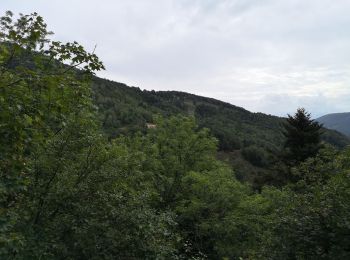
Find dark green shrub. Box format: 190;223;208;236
242;146;268;167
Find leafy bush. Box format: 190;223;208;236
242;146;269;167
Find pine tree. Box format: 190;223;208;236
283;108;323;164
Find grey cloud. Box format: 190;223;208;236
2;0;350;117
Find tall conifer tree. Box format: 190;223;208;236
283;108;323;164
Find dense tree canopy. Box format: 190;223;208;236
283;108;323;164
1;11;350;260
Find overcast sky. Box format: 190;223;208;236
2;0;350;117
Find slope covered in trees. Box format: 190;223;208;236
92;77;350;181
93;77;349;149
2;11;350;260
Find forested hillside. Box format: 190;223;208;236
2;11;350;260
92;77;350;182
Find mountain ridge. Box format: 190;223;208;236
91;76;350;182
317;112;350;137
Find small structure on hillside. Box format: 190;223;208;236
146;123;157;129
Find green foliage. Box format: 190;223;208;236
0;11;175;259
147;116;218;207
21;130;178;259
2;10;350;260
92;79;349;185
242;145;269;167
283;108;323;164
0;11;100;254
178;168;251;259
253;147;350;259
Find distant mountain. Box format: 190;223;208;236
317;112;350;137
